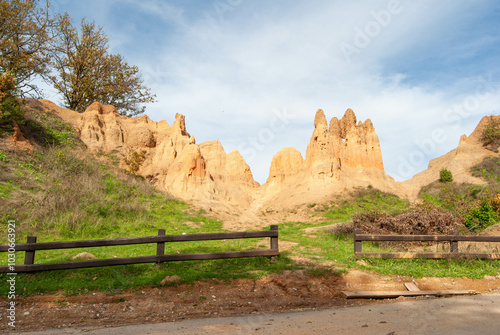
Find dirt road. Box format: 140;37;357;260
3;269;499;334
19;294;500;335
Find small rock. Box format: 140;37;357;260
72;252;96;260
24;312;30;316
161;275;182;286
128;306;134;311
484;275;495;280
356;260;370;267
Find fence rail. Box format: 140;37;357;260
353;229;500;259
0;225;279;273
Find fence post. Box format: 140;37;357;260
24;236;37;266
269;225;279;262
270;225;279;251
450;230;458;253
156;229;165;264
354;229;362;254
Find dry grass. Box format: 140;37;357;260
0;101;174;239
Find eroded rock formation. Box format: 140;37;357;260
264;109;402;208
38;100;259;211
36;99;497;224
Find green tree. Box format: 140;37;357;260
439;168;453;183
0;0;52;96
49;14;156;116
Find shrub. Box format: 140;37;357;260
123;150;147;174
440;169;453;183
492;194;500;213
351;206;464;249
0;73;24;134
464;200;498;231
353;206;463;236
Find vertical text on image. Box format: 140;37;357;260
7;219;17;328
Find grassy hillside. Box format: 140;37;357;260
0;101;300;296
1;102;499;297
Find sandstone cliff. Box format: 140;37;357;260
263;109;404;211
35;99;498;226
38;100;259;213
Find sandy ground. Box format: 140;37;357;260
2;269;500;333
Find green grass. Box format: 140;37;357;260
322;187;410;222
278;221;500;279
2;219;499;297
1;254;298;296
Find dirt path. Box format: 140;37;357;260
21;293;500;335
2;269;500;333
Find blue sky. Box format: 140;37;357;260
43;0;500;184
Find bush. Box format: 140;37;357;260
0;73;24;134
350;206;464;249
464;200;498;231
440;169;453;183
353;206;463;236
492;194;500;213
123;150;147;174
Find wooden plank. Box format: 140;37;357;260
342;290;478;299
0;230;278;252
404;282;420;291
158;249;278;262
1;255;157;273
356;234;456;242
456;236;500;242
355;234;500;242
356;252;452;259
0;249;280;273
356;252;500;259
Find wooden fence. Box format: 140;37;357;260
0;225;279;273
353;229;500;259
